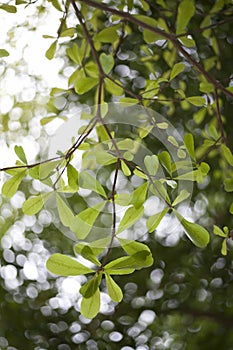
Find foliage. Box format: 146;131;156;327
0;0;233;348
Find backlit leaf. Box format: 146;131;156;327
105;251;153;271
146;208;168;233
186;96;206;107
221;238;227;256
70;202;106;239
172;189;190;207
75;77;98;95
2;170;27;198
14;145;27;164
130;182;148;208
79;171;106;197
56;194;74;227
221;144;233;166
121;160;131;176
105;273;123;302
213;225;227;238
22;192;52;215
94;26;119;43
105;78;124;96
184;133;196;160
174;210;210;248
46;253;94;276
67;164;79;191
117;238;151;255
74;245;101;266
100;53;114;74
117;206;144;234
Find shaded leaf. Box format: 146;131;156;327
80;273;102;298
221;144;233;166
94;26;119;43
0;49;9;58
0;4;17;13
144;155;159;176
74;245;101;266
170;62;185;80
184;133;196;160
117;238;151;255
46;253;94;276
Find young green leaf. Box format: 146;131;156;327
70;201;106;239
213;225;227;238
45;40;57;60
221;238;227;256
221;144;233;166
80;288;100;319
74;77;98;95
46;253;94;276
184;133;196;160
80;273;102;298
130;182;148;209
230;202;233;214
105;273;123;302
146;208;168;233
22;192;52;215
2;170;27;198
116;206;144;234
176;0;195;34
56;194;74;227
174;210;210;248
170;62;185;81
67;164;79;191
0;49;9;57
121;160;131;176
172;189;190;207
100;53;114;74
158;151;172;175
79;171;107;197
14;145;27;164
144;155;159;176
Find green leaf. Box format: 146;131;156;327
105;251;153;271
121;160;131;176
105;273;123;302
172;189;190;207
79;171;107;197
186;96;206;107
45;41;57;60
149;180;170;203
81;288;100;319
224;178;233;192
14;145;27;164
146;208;168;233
96;151;117;165
94;26;119;43
130;182;148;209
60;28;75;38
47;0;62;11
105;78;124;96
213;225;227;238
0;4;17;13
230;202;233;214
158;151;172;175
184;133;196;160
117;238;151;255
157;122;168;130
67;164;79;191
119;98;138;106
80;273;102;298
133;167;148;180
70;202;106;239
22;192;52;215
176;0;195;34
0;49;9;58
46;253;94;276
2;170;27;198
74;77;98;95
170;62;185;81
100;53;114;74
66;43;82;65
29;160;61;180
144;155;159;176
56;194;74;227
221;144;233;166
221;238;227;256
174;210;210;248
74;244;101;266
74;237;111;257
117;206;144;234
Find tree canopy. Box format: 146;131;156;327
0;0;233;349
